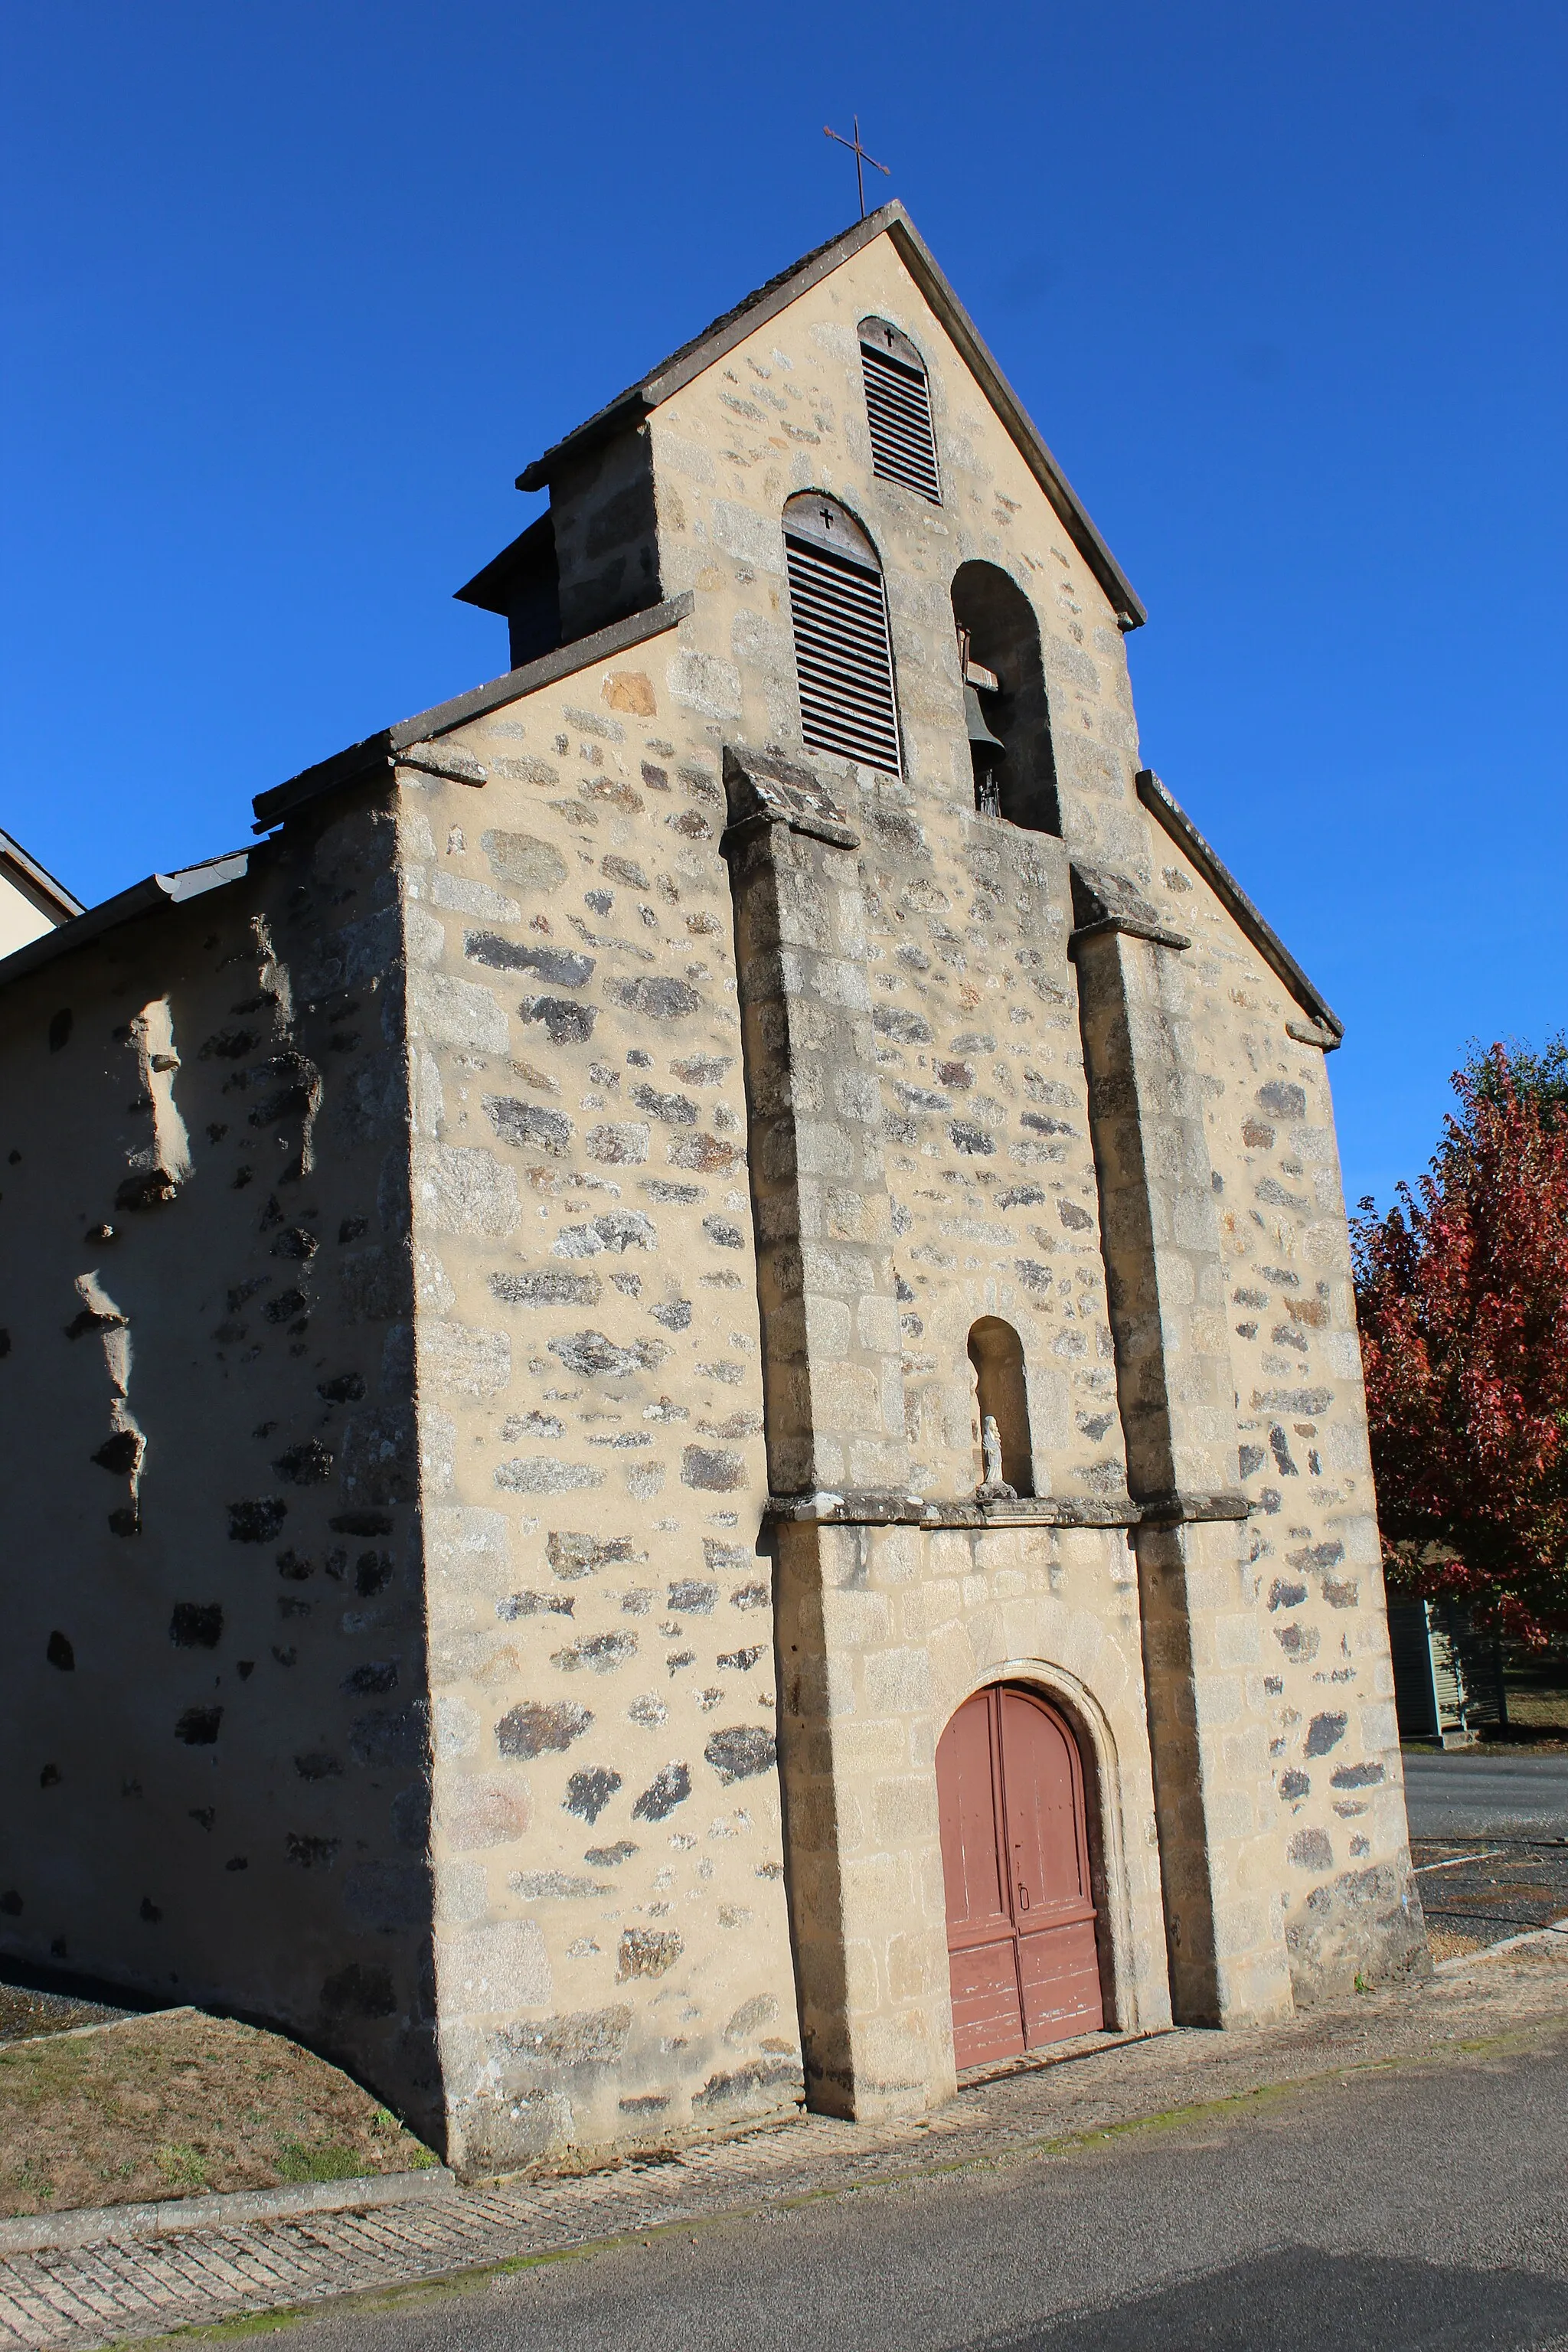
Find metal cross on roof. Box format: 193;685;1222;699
823;116;890;220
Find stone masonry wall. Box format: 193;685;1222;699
635;237;1149;1513
1137;818;1427;2000
622;224;1423;2007
776;1509;1171;2117
611;226;1191;2103
377;657;801;2172
550;431;664;647
1073;917;1297;2027
644;235;1148;873
857;807;1130;1510
0;798;448;2138
717;746;1168;2115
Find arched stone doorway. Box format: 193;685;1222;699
936;1684;1104;2066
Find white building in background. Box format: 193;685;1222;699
0;829;82;959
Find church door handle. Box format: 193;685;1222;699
1017;1883;1030;1910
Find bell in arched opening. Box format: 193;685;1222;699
951;569;1060;835
960;628;1007;818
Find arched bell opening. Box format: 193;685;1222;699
935;1682;1106;2066
968;1317;1034;1499
950;561;1060;835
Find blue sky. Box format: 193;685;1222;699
2;0;1561;1208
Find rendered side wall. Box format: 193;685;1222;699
0;799;449;2134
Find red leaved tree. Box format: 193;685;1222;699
1351;1044;1568;1645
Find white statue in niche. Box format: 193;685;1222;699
975;1413;1017;1504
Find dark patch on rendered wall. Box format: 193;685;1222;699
2;795;443;2150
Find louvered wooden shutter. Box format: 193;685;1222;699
861;341;941;503
785;533;903;776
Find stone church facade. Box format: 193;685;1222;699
0;204;1426;2171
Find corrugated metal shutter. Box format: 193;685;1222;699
861;342;941;503
784;533;902;776
1388;1600;1440;1737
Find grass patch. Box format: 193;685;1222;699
0;2010;437;2220
274;2141;368;2186
155;2145;212;2194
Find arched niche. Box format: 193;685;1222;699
950;560;1060;835
968;1316;1035;1497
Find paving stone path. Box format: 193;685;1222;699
3;1943;1565;2352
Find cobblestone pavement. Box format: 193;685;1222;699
2;1944;1565;2352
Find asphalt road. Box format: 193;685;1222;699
276;2033;1568;2352
1403;1752;1568;1840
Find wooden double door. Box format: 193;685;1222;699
936;1684;1104;2067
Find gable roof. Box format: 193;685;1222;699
251;594;693;832
515;203;1146;631
1135;770;1343;1046
0;849;250;991
0;828;84;925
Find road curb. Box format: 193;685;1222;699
0;2007;197;2056
0;2167;456;2256
1436;1911;1568;1971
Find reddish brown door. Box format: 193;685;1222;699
936;1684;1104;2067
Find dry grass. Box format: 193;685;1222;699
0;2007;436;2219
1503;1659;1568;1740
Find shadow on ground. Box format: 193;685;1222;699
976;2247;1568;2351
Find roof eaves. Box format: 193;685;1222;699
634;213;894;412
514;212;890;494
510;203;1145;629
454;511;556;614
879;213;1145;629
0;829;86;921
1135;769;1343;1044
252;592;694;834
0;851;252;992
515;390;652;494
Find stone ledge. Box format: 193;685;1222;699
1068;860;1191;956
720;744;861;854
766;1491;1144;1530
397;741;488;789
1068;914;1192;955
1135;1490;1251;1525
